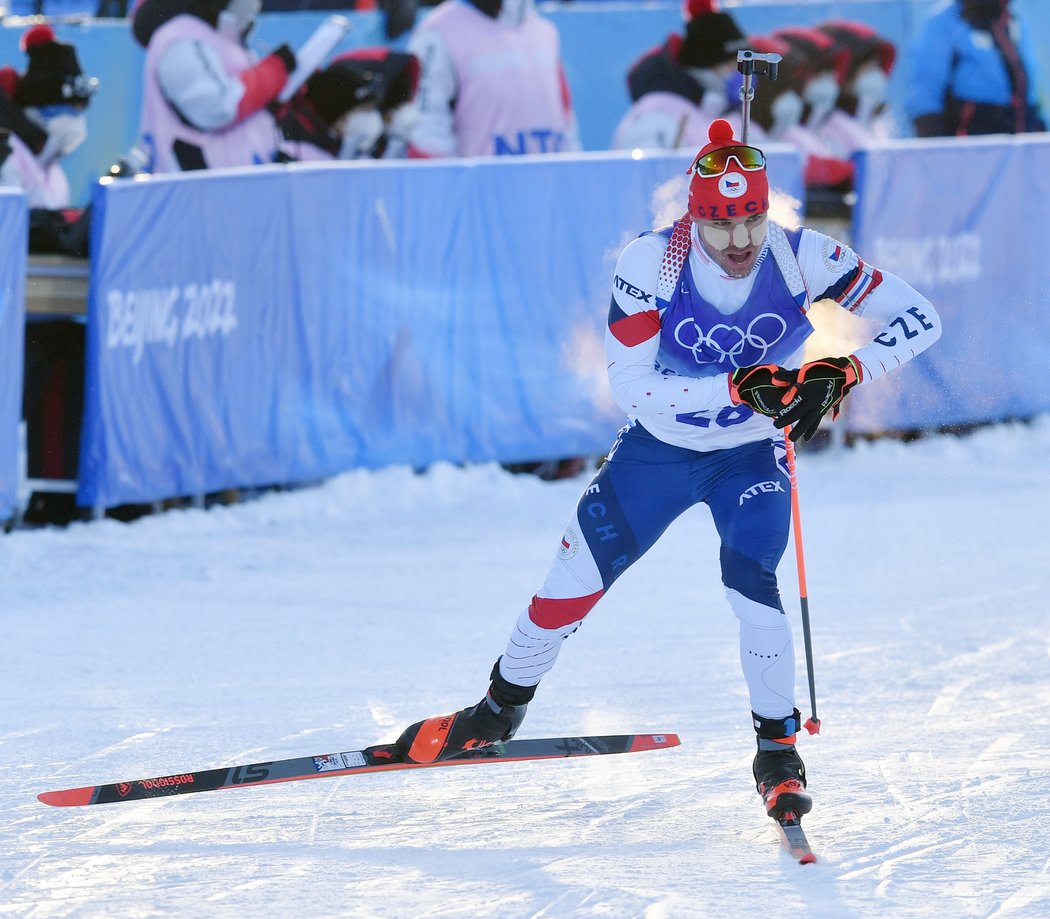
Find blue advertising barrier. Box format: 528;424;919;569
0;190;28;520
78;146;803;508
849;134;1050;432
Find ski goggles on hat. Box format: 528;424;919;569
690;145;766;178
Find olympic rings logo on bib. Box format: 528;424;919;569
673;313;789;368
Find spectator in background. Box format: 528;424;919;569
770;28;848;136
906;0;1046;137
278;49;420;161
131;0;297;172
742;36;803;143
612;0;747;150
816;21;897;145
405;0;580;157
759;29;855;196
775;24;898;162
0;25;97;210
0;63;49;167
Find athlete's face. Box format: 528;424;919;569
697;212;768;278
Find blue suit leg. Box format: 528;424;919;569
706;439;796;719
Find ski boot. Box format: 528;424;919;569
752;709;811;820
392;661;536;764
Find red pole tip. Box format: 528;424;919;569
804;718;821;735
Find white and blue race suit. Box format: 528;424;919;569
496;215;941;726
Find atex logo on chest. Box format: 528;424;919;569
673;313;788;369
739;480;785;505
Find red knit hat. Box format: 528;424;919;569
687;119;769;220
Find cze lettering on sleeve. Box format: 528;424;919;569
873;306;937;347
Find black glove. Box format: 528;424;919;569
773;356;861;442
272;44;297;74
729;364;794;417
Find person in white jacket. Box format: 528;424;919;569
131;0;296;172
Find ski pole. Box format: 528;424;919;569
783;429;821;735
737;48;810;728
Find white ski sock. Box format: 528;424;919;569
499;608;585;687
728;587;796;718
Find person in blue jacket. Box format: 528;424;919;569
906;0;1045;136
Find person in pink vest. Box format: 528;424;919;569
612;0;747;151
131;0;297;172
405;0;580;157
0;25;97;210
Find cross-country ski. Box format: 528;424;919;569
37;734;680;806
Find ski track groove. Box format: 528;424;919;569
835;836;965;881
0;737;304;901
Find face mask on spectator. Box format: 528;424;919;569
25;104;87;164
686;67;731;116
219;0;262;44
385;103;419;142
339;109;385;158
803;73;839;113
771;90;804;132
852;66;888;108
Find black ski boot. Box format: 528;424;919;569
393;661;535;764
752;709;811;820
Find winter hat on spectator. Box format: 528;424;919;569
815;21;895;80
131;0;239;48
960;0;1008;30
13;25;97;108
687;118;768;220
679;0;746;70
305;50;421;127
771;27;849;86
304;61;379;126
742;35;803;133
331;49;420;114
132;0;186;48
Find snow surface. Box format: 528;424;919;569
3;418;1050;918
